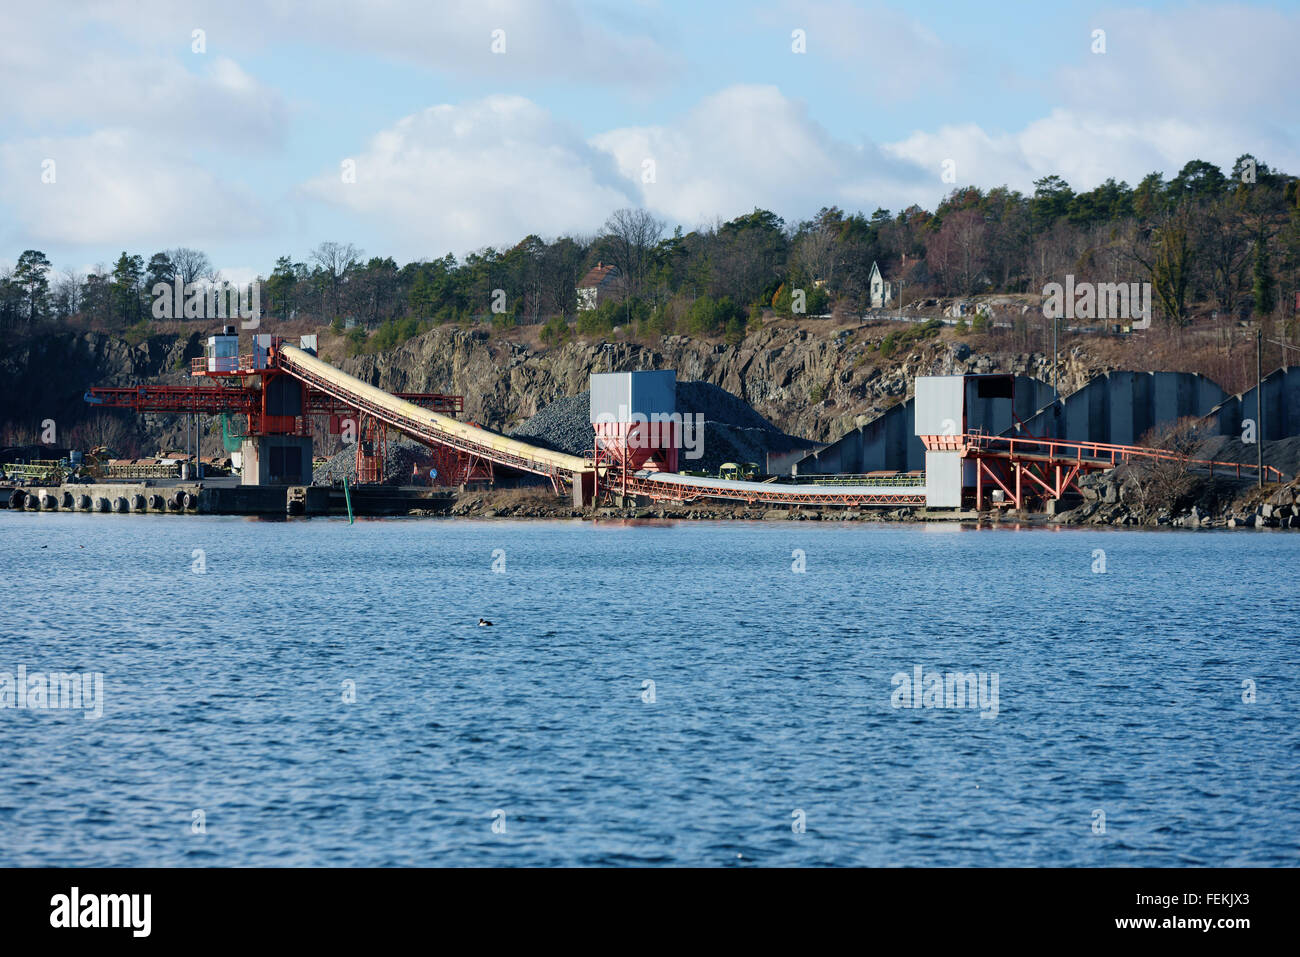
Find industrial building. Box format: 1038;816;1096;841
62;330;1297;515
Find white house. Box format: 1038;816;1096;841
869;261;894;309
577;262;620;311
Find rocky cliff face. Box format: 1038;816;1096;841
338;324;1110;444
2;323;1111;451
0;329;200;448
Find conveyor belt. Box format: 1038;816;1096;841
275;344;593;482
277;344;930;504
627;469;927;506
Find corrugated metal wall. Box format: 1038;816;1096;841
589;371;677;422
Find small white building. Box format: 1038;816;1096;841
869;261;894;309
577;262;620;311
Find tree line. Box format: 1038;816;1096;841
2;154;1297;344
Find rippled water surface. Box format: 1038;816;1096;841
1;511;1296;866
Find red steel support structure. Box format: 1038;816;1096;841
426;445;495;487
591;416;681;506
935;430;1286;511
89;361;465;486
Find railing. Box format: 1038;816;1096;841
87;385;257;415
964;432;1286;482
274;348;575;485
191;356;242;374
628;473;926;507
789;473;926;487
190;355;267;375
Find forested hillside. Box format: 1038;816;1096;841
2;155;1298;351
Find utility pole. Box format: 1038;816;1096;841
1051;314;1058;402
1256;328;1264;487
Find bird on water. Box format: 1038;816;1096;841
478;618;493;627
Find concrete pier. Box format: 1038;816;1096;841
0;481;454;517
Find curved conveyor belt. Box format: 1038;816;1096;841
629;469;927;506
276;343;593;482
277;343;926;505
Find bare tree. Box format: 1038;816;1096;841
1133;416;1206;512
166;248;212;289
542;236;587;316
310;241;363;320
792;225;837;288
70;412;136;456
51;269;83;319
601;209;664;299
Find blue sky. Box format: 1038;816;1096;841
2;0;1298;282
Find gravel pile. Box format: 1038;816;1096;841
508;381;816;473
1193;434;1300;480
311;381;817;483
507;391;593;457
312;438;435;485
676;381;779;432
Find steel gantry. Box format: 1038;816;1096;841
956;430;1285;510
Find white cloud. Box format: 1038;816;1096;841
762;0;955;98
300;86;938;251
0;5;285;252
301;96;637;255
74;0;679;90
0;7;287;145
298;0;678;89
885;5;1300;195
593;85;932;225
3;0;1297;270
0;131;266;246
883;112;1215;196
1060;6;1299;122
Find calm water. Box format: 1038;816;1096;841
0;511;1296;867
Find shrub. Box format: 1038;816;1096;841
540;315;571;346
686;294;743;336
345;324;368;356
123;319;152;346
1132;417;1209;513
645;304;676;337
576;299;617;337
772;278;829;317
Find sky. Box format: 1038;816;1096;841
2;0;1298;284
